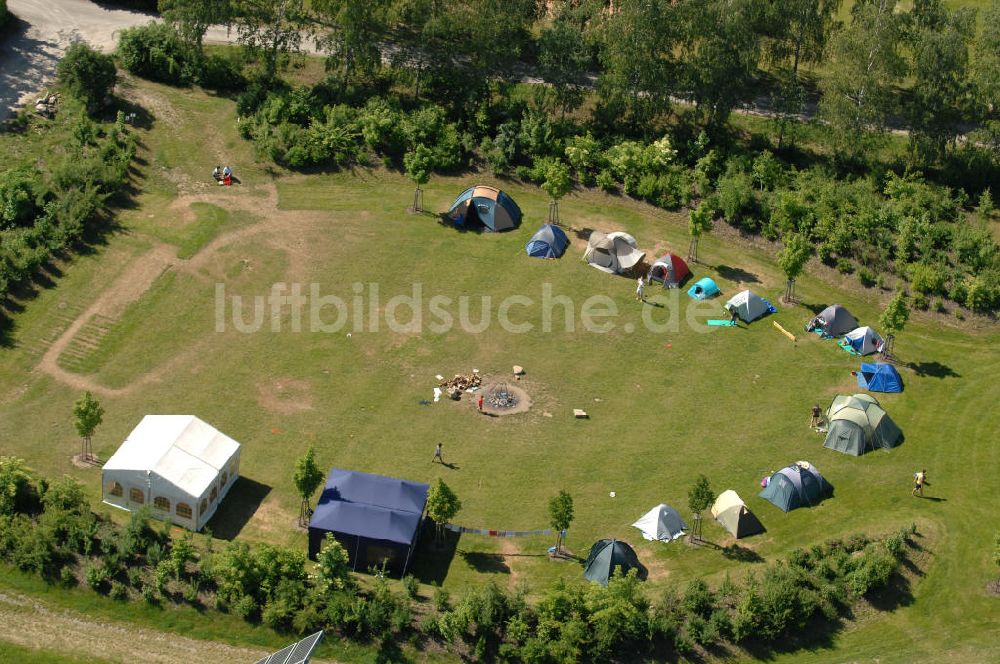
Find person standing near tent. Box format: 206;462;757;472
810;403;822;428
433;443;444;464
636;276;646;302
477;394;484;412
912;469;927;496
729;306;739;326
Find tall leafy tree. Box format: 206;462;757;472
537;19;591;118
819;0;906;160
687;474;714;542
426;479;461;544
232;0;308;80
595;0;678;132
541;160;572;225
903;0;977;166
293;446;324;527
676;0;765;132
777;232;812;302
687;201;713;263
56;43;117;114
970;2;1000;155
72;391;104;461
312;0;388;83
547;490;574;555
159;0;234;57
403;144;432;213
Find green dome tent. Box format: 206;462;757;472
583;539;644;586
759;462;831;512
823;394;902;456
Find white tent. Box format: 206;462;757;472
631;504;687;542
844;326;884;355
102;415;241;531
583;231;645;274
724;290;769;323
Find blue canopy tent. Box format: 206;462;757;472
447;186;522;232
308;469;429;576
687;277;720;300
526;223;569;258
857;362;903;393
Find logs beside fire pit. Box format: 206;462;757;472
440;371;482;392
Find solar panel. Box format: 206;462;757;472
253;631;324;664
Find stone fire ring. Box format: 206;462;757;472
478;383;532;416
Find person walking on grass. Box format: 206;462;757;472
433;443;444;464
912;469;927;497
810;403;822;428
636;276;646;302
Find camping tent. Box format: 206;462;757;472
647;253;690;288
725;290;769;323
583;231;645;274
759;462;831;511
632;504;687;542
687;277;720;300
823;394;902;456
806;304;858;337
711;490;765;539
583;539;644;586
447;186;522;232
102;415;241;532
844;326;884;355
525;223;569;258
857;362;903;393
308;469;429;576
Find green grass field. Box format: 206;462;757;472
1;77;998;662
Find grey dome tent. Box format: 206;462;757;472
631;504;687;542
526;223;569;258
583;231;645;274
447;186;522;232
759;462;831;512
583;539;644;586
711;490;765;539
806;304;858;337
725;290;770;323
823;393;901;456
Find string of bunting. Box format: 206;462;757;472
444;524;552;537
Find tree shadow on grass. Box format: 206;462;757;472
205;477;271;540
409;519;459;586
714;264;760;284
459;551;510;574
721;544;765;563
906;361;960;379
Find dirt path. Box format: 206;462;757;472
0;590;275;664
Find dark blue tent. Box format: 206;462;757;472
526;223;569;258
857;363;903;393
308;469;429;576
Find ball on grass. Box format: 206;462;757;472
609;491;616;498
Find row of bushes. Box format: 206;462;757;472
0;108;136;301
117;22;244;91
1;457;916;661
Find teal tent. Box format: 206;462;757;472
687;277;720;300
447;185;522;232
583;539;644;586
759;462;831;512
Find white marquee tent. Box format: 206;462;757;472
102;415;241;531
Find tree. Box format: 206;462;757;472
687;201;713;263
970;3;1000;154
777;232;812;303
537;19;590;118
426;479;461;544
403;144;432;213
72;391;103;461
159;0;234;57
879;290;910;359
687;474;713;542
56;43;117;114
819;0;906;161
541;160;572;225
313;532;352;591
293;446;323;527
547;490;574;556
232;0;307;80
903;0;977;166
312;0;388;83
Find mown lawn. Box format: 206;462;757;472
0;79;997;663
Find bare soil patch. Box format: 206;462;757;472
256;377;315;414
